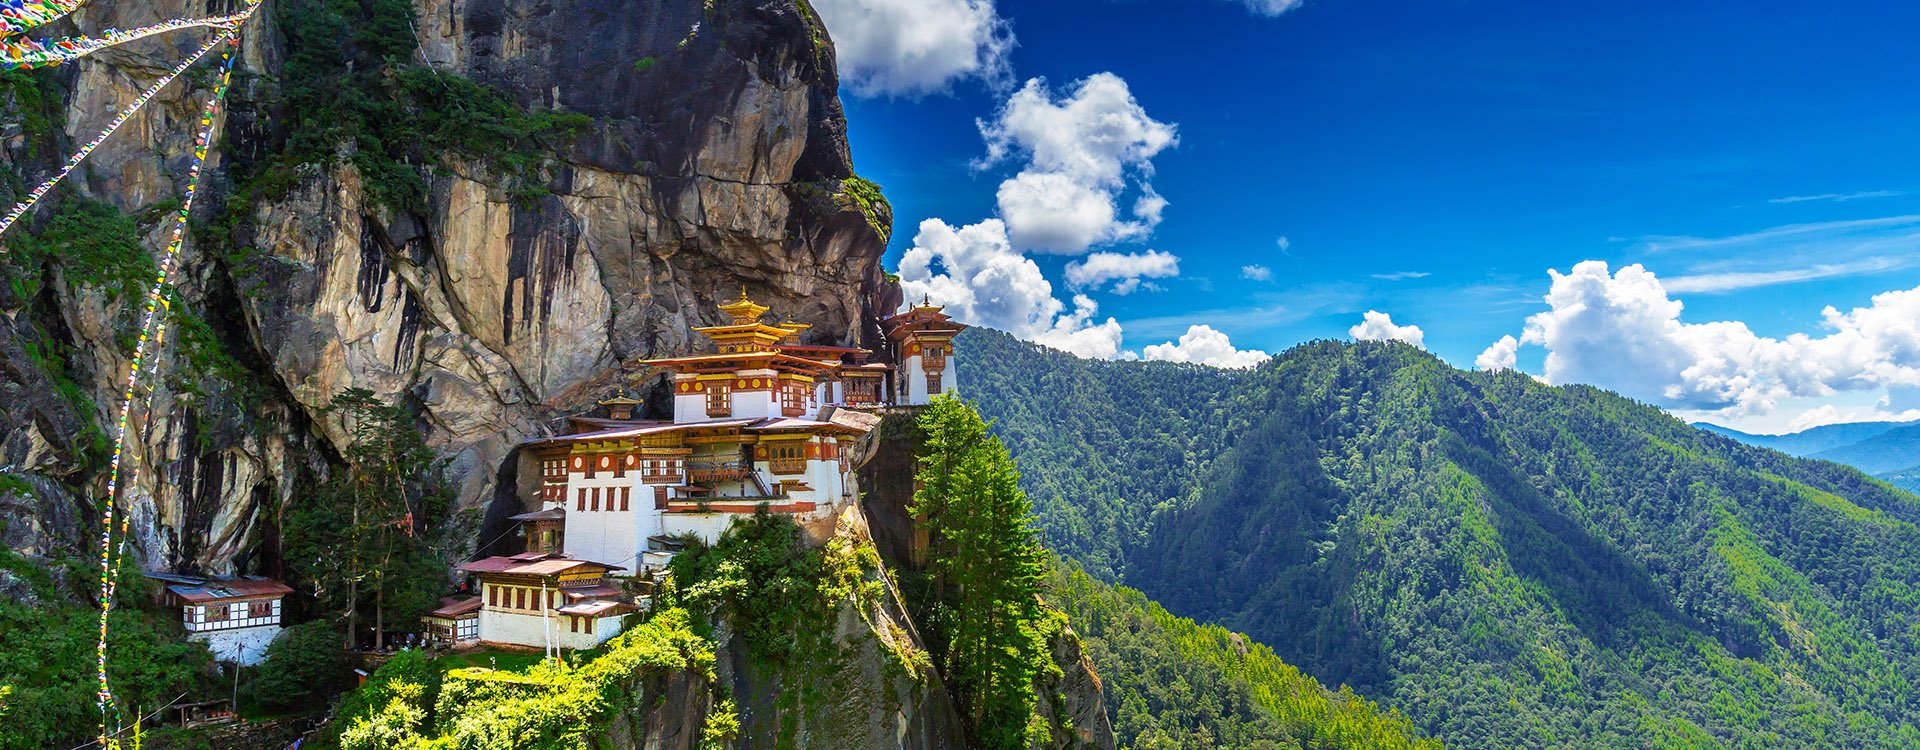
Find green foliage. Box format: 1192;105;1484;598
907;395;1052;749
1883;465;1920;493
283;389;461;649
226;0;589;221
633;56;660;72
668;509;835;665
4;197;156;302
961;327;1920;748
247;620;352;712
0;562;210;750
839;175;891;242
1050;562;1438;749
329;607;718;749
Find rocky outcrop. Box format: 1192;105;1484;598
0;0;894;573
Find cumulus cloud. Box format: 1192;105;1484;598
1349;311;1427;349
977;73;1177;253
809;0;1012;97
1241;264;1273;281
1476;335;1519;371
1486;261;1920;417
1064;250;1180;295
896;218;1127;359
1142;325;1271;368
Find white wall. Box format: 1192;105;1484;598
673;392;706;423
194;625;280;666
903;355;928;405
561;472;645;569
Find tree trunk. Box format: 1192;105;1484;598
374;582;385;652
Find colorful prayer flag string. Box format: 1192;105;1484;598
0;26;235;238
0;0;83;36
93;35;242;748
1;9;254;69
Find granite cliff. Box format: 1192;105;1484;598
0;0;895;575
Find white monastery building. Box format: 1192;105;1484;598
443;291;965;651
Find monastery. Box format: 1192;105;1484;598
444;292;965;651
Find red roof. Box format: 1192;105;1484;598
165;577;293;604
427;596;482;618
457;554;623;577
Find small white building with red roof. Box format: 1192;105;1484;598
160;576;293;665
456;552;632;650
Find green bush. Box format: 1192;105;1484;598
246;620;351;711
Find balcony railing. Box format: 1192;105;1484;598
768;458;807;475
687;459;749;483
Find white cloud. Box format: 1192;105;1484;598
1768;190;1902;204
1477;334;1519;371
1661;256;1907;294
1487;260;1920;418
896;218;1127;359
1142;325;1271;368
978;73;1177;253
809;0;1012;97
1276;235;1292;253
1349;310;1427;349
1241;264;1273;281
1064;250;1180;295
1235;0;1305;17
994;171;1129;251
1371;271;1431;281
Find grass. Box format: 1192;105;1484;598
432;647;545;674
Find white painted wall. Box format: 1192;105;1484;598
561;473;645;569
903;355;928;405
193;625;280;666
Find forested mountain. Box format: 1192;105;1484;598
1694;420;1913;457
1698;419;1920;476
960;326;1920;748
1810;423;1920;475
1886;466;1920;493
1048;563;1436;750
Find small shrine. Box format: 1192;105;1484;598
421;595;482;647
881;297;967;405
158;575;293;666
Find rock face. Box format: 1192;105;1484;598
0;0;893;573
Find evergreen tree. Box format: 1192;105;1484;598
912;395;1050;748
285;388;459;650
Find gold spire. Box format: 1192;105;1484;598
717;287;770;325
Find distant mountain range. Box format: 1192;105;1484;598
1697;420;1920;478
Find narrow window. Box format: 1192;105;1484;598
577;487;586;511
621;486;631;511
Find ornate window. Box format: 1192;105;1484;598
927;373;943;395
768;444;807;475
706;382;731;417
780;381;806;416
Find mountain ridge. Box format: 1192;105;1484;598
960;326;1920;748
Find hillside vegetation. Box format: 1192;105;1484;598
961;327;1920;748
1048;563;1437;750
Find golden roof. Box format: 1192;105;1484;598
718;287;770;325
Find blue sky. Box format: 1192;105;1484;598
813;0;1920;433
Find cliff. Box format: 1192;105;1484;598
0;0;895;573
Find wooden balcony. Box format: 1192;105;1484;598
686;459;749;483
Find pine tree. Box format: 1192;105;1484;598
912;395;1050;748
